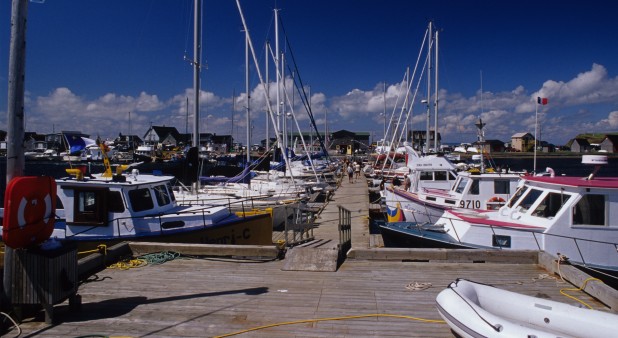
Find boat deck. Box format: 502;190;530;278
6;172;617;337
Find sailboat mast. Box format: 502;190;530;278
274;9;281;139
192;0;201;148
265;41;270;151
245;30;250;164
434;29;439;151
425;21;432;153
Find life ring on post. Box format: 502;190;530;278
2;176;57;249
486;196;506;210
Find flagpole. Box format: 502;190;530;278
534;98;538;173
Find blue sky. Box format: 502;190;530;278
1;0;618;146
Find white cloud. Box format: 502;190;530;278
8;63;618;146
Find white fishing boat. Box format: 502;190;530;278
0;157;274;252
381;143;459;222
381;155;618;275
383;120;522;224
436;279;617;338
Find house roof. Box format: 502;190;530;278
511;132;532;138
603;134;618;144
152;126;181;140
573;138;590;146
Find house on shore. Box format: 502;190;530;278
600;134;618;153
329;130;370;155
510;133;534;152
570;138;592;153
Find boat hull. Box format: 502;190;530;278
46;213;274;253
436;279;618;338
379;222;472;249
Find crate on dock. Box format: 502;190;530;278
7;242;79;323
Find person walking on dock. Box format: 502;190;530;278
347;165;354;183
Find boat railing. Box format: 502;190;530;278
104;200;280;238
338;205;352;256
283;203;315;247
440;215;618;267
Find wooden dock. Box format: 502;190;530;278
5;174;618;337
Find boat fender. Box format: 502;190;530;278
2;176;57;249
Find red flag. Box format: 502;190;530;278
537;97;548;105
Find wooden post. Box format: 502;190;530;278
4;0;28;306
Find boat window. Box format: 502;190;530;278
108;191;125;212
449;171;457;181
454;177;469;193
72;188;108;226
493;180;511;195
128;188;155;212
469;179;480;195
508;186;528;208
420;172;433;181
435;171;447;181
154;184;172;206
56;198;64;210
166;183;176;202
572;194;606;226
532;192;570;218
517;188;543;213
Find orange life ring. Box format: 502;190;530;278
486;196;506;210
2;176;57;249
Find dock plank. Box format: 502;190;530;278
12;254;610;338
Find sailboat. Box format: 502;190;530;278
174;4;312;230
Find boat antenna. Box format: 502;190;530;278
475;118;486;173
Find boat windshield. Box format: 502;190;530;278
531;192;571;219
516;188;543;213
453;177;469;193
508;186;529;208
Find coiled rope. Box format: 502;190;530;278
212;313;446;338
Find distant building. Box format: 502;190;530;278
410;130;441;151
478;139;505;153
570;138;591;153
209;134;233;153
510;133;534;152
114;133;143;151
330;130;370;155
143;126;182;147
600;134;618;153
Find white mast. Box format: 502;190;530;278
434;29;439;151
265;41;270;151
192;0;201;148
281;53;287;153
274;8;281;140
235;0;295;181
425;21;432;153
245;29;250;164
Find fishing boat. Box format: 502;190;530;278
0;161;273;251
174;173;306;230
382;120;522;224
381;155;618;276
436;278;617;338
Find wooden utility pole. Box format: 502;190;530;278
4;0;29;303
